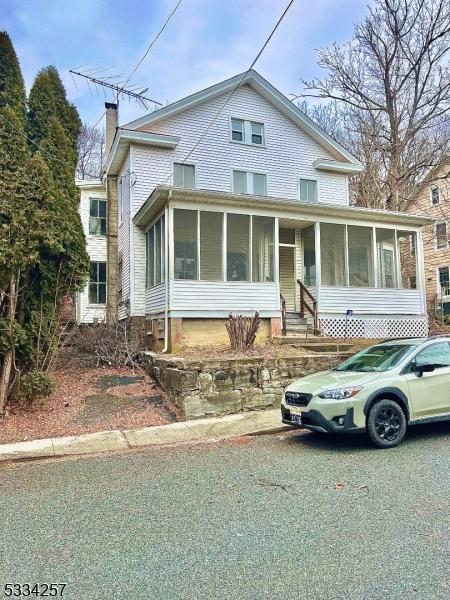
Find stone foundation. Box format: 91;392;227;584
141;353;342;420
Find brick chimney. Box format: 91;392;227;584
104;101;118;158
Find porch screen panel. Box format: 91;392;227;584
174;209;198;280
302;225;316;287
348;226;374;287
320;223;346;286
146;227;154;287
200;211;223;280
154;219;162;285
397;230;417;289
227;214;250;281
376;229;397;288
252;216;274;282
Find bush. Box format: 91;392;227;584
225;312;261;350
17;370;54;405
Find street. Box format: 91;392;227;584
1;423;449;600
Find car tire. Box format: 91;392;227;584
367;399;407;449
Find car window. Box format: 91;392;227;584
408;342;450;372
335;344;415;372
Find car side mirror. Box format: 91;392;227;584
415;363;435;377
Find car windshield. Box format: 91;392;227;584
335;344;415;373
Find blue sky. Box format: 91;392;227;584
1;0;370;127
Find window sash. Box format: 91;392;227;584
173;163;195;189
231;118;244;142
299;179;317;203
230;119;264;145
146;215;165;288
431;187;440;205
89;198;107;235
89;261;107;304
250;121;263;145
232;170;267;195
436;223;447;249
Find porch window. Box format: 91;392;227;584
89;262;106;304
89;198;107;236
303;225;316;287
200;211;223;280
376;229;396;288
320;223;346;286
227;214;250;281
252;216;274;282
348;226;374;287
397;230;417;289
174;209;197;280
146;214;165;287
299;179;317;203
173;163;195;189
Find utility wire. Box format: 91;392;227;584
158;0;296;186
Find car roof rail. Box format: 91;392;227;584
380;336;426;343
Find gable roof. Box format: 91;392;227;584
123;69;362;170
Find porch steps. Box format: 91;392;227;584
272;336;354;354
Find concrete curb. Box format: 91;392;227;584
0;409;290;463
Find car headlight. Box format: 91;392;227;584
318;386;362;400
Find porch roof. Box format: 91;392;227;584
133;185;433;229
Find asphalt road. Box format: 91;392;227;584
1;422;449;600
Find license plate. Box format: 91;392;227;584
291;414;302;425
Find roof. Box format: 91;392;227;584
134;185;433;228
122;69;362;171
76;179;105;189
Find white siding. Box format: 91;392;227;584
77;186;107;324
320;287;425;315
134;84;349;210
169;281;279;313
118;154;131;319
145;283;166;315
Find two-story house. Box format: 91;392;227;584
404;161;450;316
76;70;430;350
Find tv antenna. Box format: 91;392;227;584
70;67;162;111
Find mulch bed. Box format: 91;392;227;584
0;355;181;445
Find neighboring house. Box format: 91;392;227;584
404;161;450;315
76;70;431;349
76;180;107;323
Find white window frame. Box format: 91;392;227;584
298;177;319;203
430;186;440;206
88;261;107;305
88;197;107;236
231;168;268;196
437;266;450;297
172;162;196;189
435;221;448;250
229;117;265;147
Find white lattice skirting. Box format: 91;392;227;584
320;316;428;339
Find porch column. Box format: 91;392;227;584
416;229;427;313
314;221;321;310
274;217;280;309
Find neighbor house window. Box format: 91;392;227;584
431;187;440;205
436;222;448;249
89;262;106;304
227;214;250;281
232;170;267;195
200;211;223;280
174;209;197;280
439;267;449;296
408;276;417;289
173;163;195;189
230;119;264;146
320;223;346;286
299;179;317;203
146;215;165;287
89;198;107;235
252;216;274;282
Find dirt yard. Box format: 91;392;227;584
0;358;180;445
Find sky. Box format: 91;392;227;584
1;0;370;128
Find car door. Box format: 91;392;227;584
404;342;450;418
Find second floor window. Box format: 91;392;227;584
436;222;448;249
230;118;264;146
89;198;107;235
431;186;440;205
232;170;267;195
173;163;195;189
299;178;318;203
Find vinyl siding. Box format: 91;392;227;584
145;283;166;314
319;287;425;315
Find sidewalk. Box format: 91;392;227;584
0;409;291;463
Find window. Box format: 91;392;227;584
146;215;165;287
200;211;223;280
232;170;267;195
408;276;417;289
174;209;197;280
376;229;396;288
320;223;346;286
89;262;106;304
89;198;107;236
252;216;274;282
299;179;317;203
230;119;264;146
227;214;250;281
414;343;450;370
231;118;244;142
436;222;447;249
431;187;440;205
348;226;374;287
439;267;449;296
173;163;195;189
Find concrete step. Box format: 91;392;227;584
286;318;308;325
286;324;309;332
272;336;354;354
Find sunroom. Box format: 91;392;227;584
134;186;430;348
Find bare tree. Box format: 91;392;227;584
299;0;450;211
76;123;105;180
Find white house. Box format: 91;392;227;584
76;70;430;349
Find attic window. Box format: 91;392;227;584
230;118;264;146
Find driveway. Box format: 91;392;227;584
0;423;449;599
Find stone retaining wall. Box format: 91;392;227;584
141;353;343;420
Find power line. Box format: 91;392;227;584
159;0;296;186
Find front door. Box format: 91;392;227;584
404;342;450;418
279;246;296;311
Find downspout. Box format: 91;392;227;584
162;193;171;352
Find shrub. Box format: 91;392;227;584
17;370;54;405
225;312;261;350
